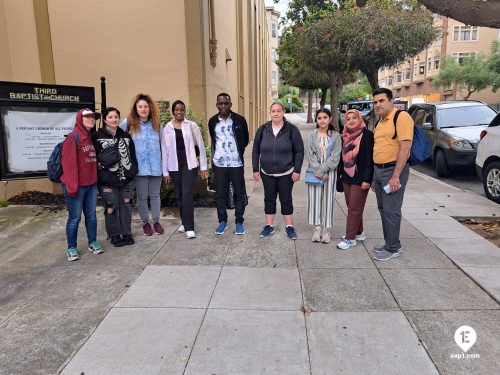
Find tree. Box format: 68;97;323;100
360;0;500;29
434;51;500;100
343;2;438;90
488;41;500;91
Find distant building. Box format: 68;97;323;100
379;15;500;107
0;0;271;197
266;6;280;100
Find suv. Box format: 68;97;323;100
475;112;500;203
347;100;373;118
408;101;497;177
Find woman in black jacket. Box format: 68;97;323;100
92;107;138;247
337;109;374;250
252;102;304;240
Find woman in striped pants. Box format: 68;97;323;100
306;108;342;243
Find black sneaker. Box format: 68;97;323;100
122;234;135;246
110;235;126;247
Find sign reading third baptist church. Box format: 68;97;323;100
0;81;95;180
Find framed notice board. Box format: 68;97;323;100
0;81;95;180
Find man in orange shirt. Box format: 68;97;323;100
371;88;413;261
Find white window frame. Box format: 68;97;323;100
451;52;476;65
453;26;478;42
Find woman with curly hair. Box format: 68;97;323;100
121;93;164;236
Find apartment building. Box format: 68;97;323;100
379;15;500;106
266;6;280;100
0;0;271;197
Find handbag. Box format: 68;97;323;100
305;167;324;185
98;142;121;168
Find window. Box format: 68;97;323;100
451;52;476;65
395;71;402;83
427;57;432;72
453;26;478;41
272;48;276;62
272;23;277;38
272;71;277;85
434;58;440;70
404;68;411;80
387;76;393;85
419;63;425;75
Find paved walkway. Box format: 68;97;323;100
0;114;499;374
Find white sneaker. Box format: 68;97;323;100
342;232;366;241
337;238;357;250
178;225;185;233
186;230;196;239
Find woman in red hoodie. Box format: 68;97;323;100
61;108;102;261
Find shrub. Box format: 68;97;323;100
277;94;303;113
0;198;8;207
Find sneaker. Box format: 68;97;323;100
122;234;135;246
110;235;126;247
88;241;104;254
67;247;80;261
342;232;366;241
143;223;153;236
186;230;196;239
312;227;322;242
372;244;386;253
235;223;246;235
153;222;164;235
260;225;275;238
321;230;331;244
374;248;401;261
337;238;357;250
215;221;228;235
177;225;185;233
285;226;297;240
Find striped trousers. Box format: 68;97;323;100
307;169;337;228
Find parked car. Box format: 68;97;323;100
475;112;500;203
408;101;497;177
347;100;373;118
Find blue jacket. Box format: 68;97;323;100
121;119;162;176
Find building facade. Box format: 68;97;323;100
266;6;280;100
379;15;500;107
0;0;271;197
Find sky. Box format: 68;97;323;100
265;0;291;18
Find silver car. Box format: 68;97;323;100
409;101;497;177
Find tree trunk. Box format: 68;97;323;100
307;90;314;123
464;88;476;101
362;67;379;91
328;72;344;133
320;87;327;109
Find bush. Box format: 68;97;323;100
0;198;9;207
278;85;299;98
277;94;303;113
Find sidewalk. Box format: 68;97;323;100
0;113;499;375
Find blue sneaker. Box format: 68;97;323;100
67;247;79;261
88;241;104;254
215;221;228;235
260;225;275;238
285;226;297;240
235;223;246;235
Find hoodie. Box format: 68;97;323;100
61;109;97;197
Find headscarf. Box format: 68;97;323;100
342;109;366;177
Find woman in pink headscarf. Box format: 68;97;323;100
337;109;374;250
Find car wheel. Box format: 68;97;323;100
483;161;500;204
435;150;451;177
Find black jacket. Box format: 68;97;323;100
208;111;249;164
341;128;374;185
252;120;305;175
92;126;138;187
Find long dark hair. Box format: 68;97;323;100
315;108;335;131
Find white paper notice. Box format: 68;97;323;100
3;110;77;173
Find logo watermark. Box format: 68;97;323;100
450;326;481;359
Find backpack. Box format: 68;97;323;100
47;132;79;183
375;110;431;166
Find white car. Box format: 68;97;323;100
475;112;500;204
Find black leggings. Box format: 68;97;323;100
261;172;294;215
170;166;198;231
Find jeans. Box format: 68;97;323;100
99;182;133;238
170;166;198;231
62;184;98;249
134;176;162;224
213;165;246;224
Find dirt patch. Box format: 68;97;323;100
458;217;500;248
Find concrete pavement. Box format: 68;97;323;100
0;113;499;374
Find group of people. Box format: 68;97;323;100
59;87;413;263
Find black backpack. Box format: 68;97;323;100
47;132;79;183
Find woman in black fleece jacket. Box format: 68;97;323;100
92;107;138;247
252;102;304;240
